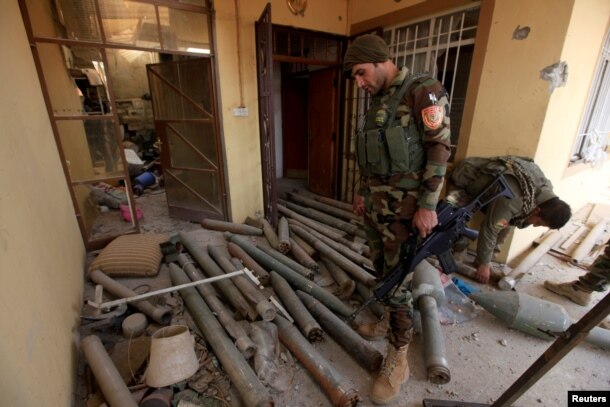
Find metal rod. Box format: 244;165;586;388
87;270;245;309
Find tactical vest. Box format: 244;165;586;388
476;156;550;191
356;73;428;177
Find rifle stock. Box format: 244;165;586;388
372;175;515;301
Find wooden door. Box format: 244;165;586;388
255;3;278;225
308;67;339;197
147;58;227;222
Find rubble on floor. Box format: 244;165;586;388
77;193;610;407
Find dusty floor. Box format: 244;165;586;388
80;180;610;407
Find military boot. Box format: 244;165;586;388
356;317;390;340
355;308;390;340
369;343;410;405
544;280;593;306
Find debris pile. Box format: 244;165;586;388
80;189;382;407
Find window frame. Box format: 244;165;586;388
570;28;610;165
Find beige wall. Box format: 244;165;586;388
349;0;425;24
213;0;348;222
0;2;86;406
510;0;610;260
464;0;574;158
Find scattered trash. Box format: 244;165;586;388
120;204;144;222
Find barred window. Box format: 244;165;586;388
570;29;610;166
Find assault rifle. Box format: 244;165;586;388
348;175;515;322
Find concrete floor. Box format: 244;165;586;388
267;247;610;407
82;179;610;407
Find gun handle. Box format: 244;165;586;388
437;250;458;274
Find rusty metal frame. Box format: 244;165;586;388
18;0;219;250
255;3;277;225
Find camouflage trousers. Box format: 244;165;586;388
362;181;417;347
577;240;610;292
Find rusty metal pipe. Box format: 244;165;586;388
290;224;376;287
355;282;385;319
314;195;354;213
280;199;366;239
270;272;324;342
292;235;317;258
180;232;256;320
174;259;257;359
289;237;319;271
261;218;279;249
297;290;383;372
88;269;171;325
228;242;271;286
287;192;359;222
256;244;315;280
81;335;138;407
289;218;367;256
321;256;355;300
226;232;353;317
208;245;276;321
278;204;346;240
294;221;373;268
274;315;360;407
170;266;274;407
277;216;291;253
201;218;263;236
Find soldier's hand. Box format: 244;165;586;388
353;194;365;216
476;264;491;284
413;208;438;238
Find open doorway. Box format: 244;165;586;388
255;13;347;223
278;64;340;198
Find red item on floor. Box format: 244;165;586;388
120;204;143;222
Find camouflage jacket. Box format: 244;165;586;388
360;67;452;212
451;156;557;265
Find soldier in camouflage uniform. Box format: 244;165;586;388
344;34;451;405
447;156;571;284
545;239;610;307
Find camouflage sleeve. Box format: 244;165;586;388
476;199;521;265
579;239;610;291
409;77;452;210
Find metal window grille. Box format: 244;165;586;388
571;29;610;164
383;5;480;109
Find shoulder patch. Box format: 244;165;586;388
422;105;444;130
494;219;509;230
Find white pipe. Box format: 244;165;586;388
498;230;563;290
571;219;608;264
87;269;247;309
